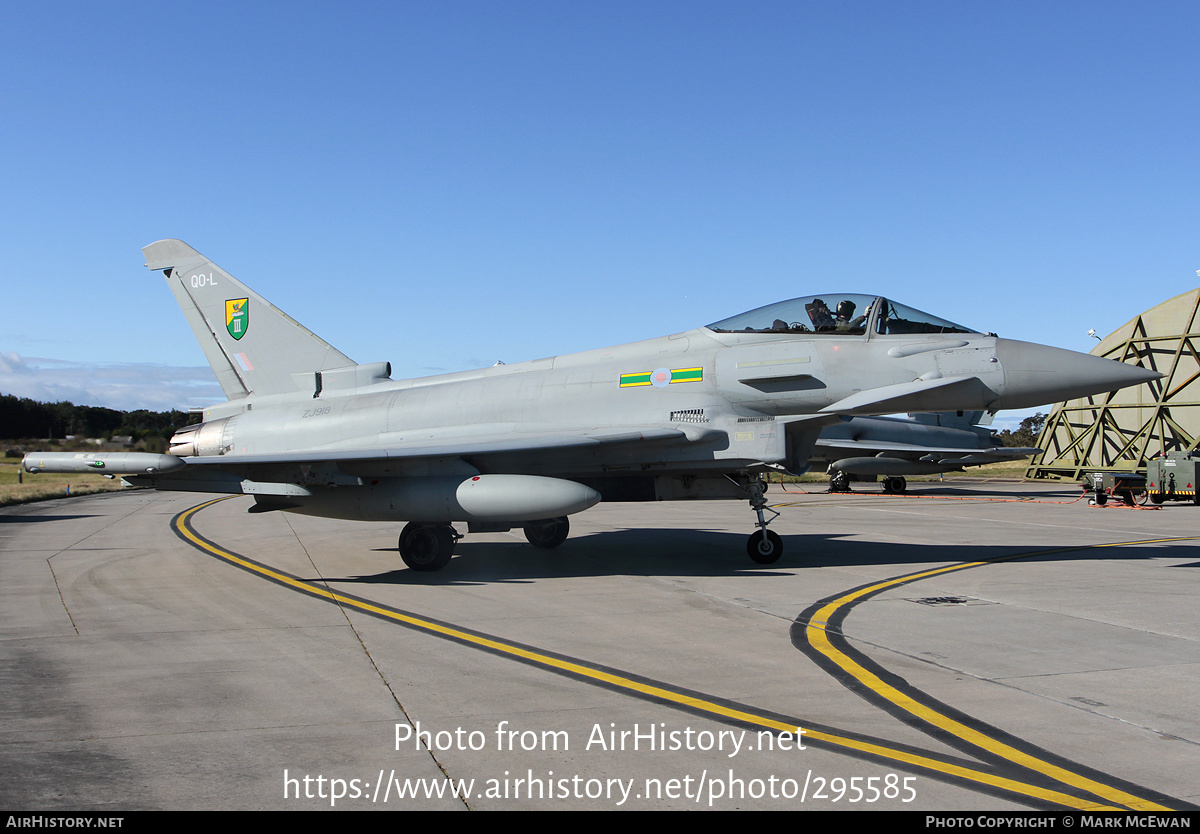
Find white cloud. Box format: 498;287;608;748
0;351;223;412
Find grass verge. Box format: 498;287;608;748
0;461;129;507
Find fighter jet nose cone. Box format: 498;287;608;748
995;338;1161;410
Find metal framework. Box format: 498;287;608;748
1026;287;1200;481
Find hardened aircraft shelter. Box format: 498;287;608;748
1027;287;1200;481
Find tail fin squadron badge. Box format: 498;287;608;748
226;298;249;340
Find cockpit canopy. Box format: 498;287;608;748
706;294;978;337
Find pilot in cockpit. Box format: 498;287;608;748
835;299;868;330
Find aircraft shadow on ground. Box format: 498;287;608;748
327;528;1198;586
0;513;100;524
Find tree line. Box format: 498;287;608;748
0;393;191;442
996;413;1047;448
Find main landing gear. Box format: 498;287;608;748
829;473;907;494
881;476;907;495
744;477;783;564
523;516;570;549
398;523;459;572
829;470;851;492
397;517;571;571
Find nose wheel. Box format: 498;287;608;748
744;477;783;564
748;529;783;563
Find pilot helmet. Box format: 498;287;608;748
836;300;856;318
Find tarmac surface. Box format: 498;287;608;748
2;479;1198;811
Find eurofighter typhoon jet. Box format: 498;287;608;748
814;411;1041;494
24;241;1158;570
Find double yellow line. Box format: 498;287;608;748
173;498;1188;811
802;540;1200;812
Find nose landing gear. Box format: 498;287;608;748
744;477;783;564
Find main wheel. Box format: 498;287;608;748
399;523;454;571
883;476;907;494
747;530;783;564
829;470;850;492
523;517;569;549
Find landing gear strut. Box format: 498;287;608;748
745;477;782;564
398;522;458;571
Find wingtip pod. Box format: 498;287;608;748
22;452;186;475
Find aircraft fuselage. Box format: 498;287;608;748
186;326;1004;479
23;242;1161;568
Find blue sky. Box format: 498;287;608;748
1;1;1197;426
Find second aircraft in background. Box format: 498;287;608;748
813;411;1040;494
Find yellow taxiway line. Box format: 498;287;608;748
174;498;1192;811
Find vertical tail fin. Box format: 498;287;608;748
143;239;355;399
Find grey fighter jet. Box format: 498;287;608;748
814;411;1040;494
24;241;1159;570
